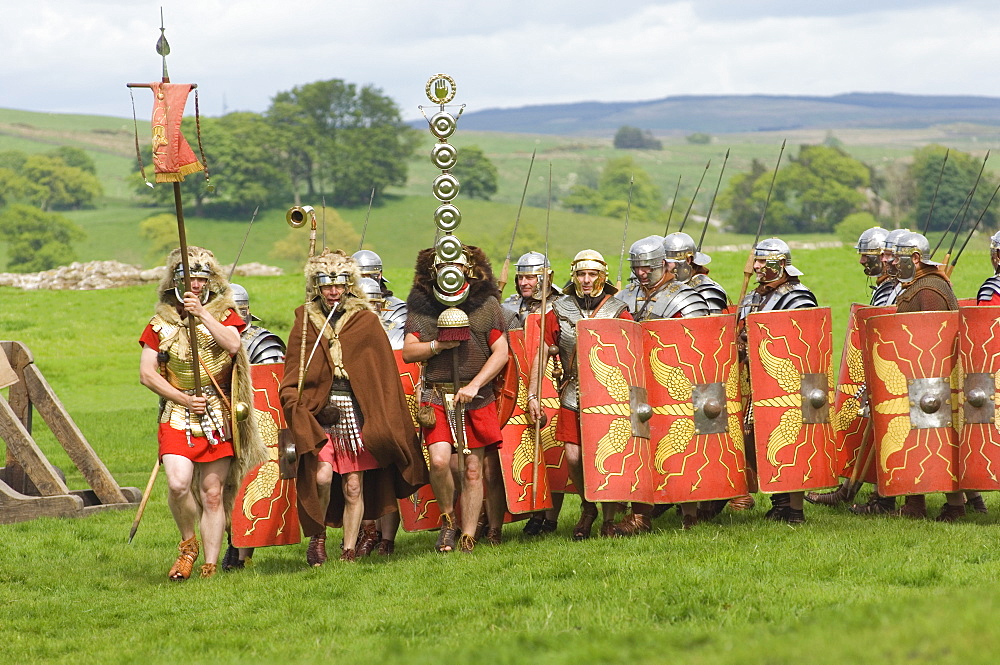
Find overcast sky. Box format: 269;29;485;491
4;1;1000;121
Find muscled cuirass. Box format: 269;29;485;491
151;314;233;439
551;294;629;411
616;279;710;321
687;274;729;314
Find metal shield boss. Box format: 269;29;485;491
644;316;748;504
957;306;1000;491
577;319;654;503
863;310;960;496
831;304;895;484
746;307;838;493
497;322;554;514
231;363;300;548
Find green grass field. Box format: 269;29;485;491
4;108;1000;664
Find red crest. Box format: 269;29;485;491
864;311;960;496
746;307;838;493
957;306;1000;491
231;363;300;547
577;319;653;504
643;316;748;503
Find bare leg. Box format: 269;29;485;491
316;460;334;519
341;471;364;551
197;457;232;565
162;454;198;541
789;491;804;511
564;443;585;501
545;492;564;522
459;448;486;538
376;512;400;542
945;491;965;507
427;441;456;516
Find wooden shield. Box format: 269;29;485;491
864;311;960;496
957;306;1000;491
577;318;653;504
497;326;553;514
831;304;894;483
644;315;748;504
232;363;300;547
746;307;838;494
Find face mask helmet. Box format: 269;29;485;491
170;252;216;304
662;232;699;282
229;283;254;323
753;237;802;283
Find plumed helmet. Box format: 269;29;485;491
352;249;383;279
515;251;550;275
571;249;608;275
892;230;940;266
160;246;227;304
754;237;803;277
628;235;666;268
304;249;366;301
856;227;888;254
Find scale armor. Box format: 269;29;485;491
737;281;818;321
687;274;729;314
978;275;1000;303
871;279;901;307
551;294;629;411
242;325;286;365
616;279;710;321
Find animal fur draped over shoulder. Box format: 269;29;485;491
406;246;501;318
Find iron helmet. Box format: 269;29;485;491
663;232;711;282
629;235;666;285
514;251;552;299
990;229;1000;273
229;283;258;323
358;277;384;307
892;230;940;283
856;226;888;276
882;228;910;278
754;237;803;283
570;249;608;297
352;249;385;282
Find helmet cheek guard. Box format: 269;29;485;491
861;253;883;277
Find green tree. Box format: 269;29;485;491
0;204;85;272
909;145;998;234
23;154;102;210
452;145;498;200
266;80;419;206
563;156;663;223
614;126;662;150
269;208;360;264
48;147;97;174
835;211;878;245
686;133;711;145
0;167;43;208
139;213;182;265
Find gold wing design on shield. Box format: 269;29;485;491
758;338;801;393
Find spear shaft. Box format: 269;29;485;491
663;175;682;236
736;140;785;308
950;179;1000;272
227;206;260;281
531;163;553;511
615;176;635;290
921;149;949;235
357;186;375;251
933;151;988;258
697;149;729;252
498;148;537;293
677;160;710;234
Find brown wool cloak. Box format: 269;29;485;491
279;301;427;536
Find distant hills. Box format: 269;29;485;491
443;93;1000;136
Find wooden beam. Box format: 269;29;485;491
0;397;69;497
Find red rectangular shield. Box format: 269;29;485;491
957;306;1000;491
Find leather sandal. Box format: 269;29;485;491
849;492;896;515
968;494;988;514
168;535;199;581
523;513;546;536
199;563;217;579
764;493;791;521
682;513;698;530
615;513;652;536
435;513;458;553
306;533;328;567
572;501;598;541
339;548;357;562
356;523;380;557
539;518;558;534
936;503;966;523
377;539;395;556
897;494;927;519
805;482;850;506
458;533;476;553
484;527;502;545
728;495;755;511
599;519;619;538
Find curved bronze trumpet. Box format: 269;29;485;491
288;205;318;397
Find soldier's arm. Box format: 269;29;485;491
139;344;206;414
182;292;241;354
456;332;508;404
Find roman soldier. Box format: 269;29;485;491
222;283;286;571
888;231;976;521
526;249;633;540
613;235;710;534
976;229;1000;306
663;232;730;314
501;251;562;330
138;246;266;580
736;237;819;523
402;246;509;553
279;250;426;564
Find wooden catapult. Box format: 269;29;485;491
0;341;140;523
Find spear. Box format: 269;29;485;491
921;149;949;235
949;179;1000;274
227;206;260;281
932;151;989;259
663;175;682;236
736;140;786;308
615;176;635;290
943;152;990;265
677;160;711;234
531;163;553;511
497;148;537;293
357;186;376;251
697;149;730;252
